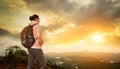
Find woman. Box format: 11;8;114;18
27;14;46;69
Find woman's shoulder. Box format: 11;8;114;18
34;23;39;27
33;23;40;30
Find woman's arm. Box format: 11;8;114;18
33;24;44;46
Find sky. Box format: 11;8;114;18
1;0;120;55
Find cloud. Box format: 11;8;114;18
0;28;12;36
92;0;120;20
22;0;120;44
0;0;120;54
0;27;20;39
23;0;120;25
1;0;120;46
0;28;21;56
23;0;76;14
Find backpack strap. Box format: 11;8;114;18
29;23;39;40
33;23;39;26
29;23;38;27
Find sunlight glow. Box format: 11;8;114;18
91;33;104;42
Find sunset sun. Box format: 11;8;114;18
91;33;104;42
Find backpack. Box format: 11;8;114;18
20;23;38;48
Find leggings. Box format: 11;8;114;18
27;48;46;69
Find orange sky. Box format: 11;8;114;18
0;0;120;55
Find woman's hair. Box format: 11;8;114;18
29;14;39;21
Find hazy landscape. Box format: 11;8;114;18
0;45;120;69
46;52;120;69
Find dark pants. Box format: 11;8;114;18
27;48;46;69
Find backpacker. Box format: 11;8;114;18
20;23;38;48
